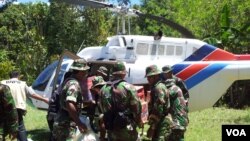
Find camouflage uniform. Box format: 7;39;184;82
109;61;142;141
146;65;171;141
0;84;18;141
53;59;90;141
162;65;190;105
91;76;111;140
165;79;189;141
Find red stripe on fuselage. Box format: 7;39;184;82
176;64;209;81
203;49;235;61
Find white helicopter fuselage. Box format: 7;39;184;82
77;35;203;84
32;35;250;112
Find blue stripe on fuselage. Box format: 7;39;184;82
185;44;216;61
172;64;190;75
185;63;228;89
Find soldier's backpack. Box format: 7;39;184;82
103;79;132;130
173;77;190;102
48;87;60;114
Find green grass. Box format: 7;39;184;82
24;100;50;141
185;107;250;141
24;101;250;141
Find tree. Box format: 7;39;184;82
0;3;49;83
203;4;250;53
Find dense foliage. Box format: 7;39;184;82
0;0;249;84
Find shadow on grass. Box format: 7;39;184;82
233;114;250;124
27;129;50;141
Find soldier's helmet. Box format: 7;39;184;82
112;61;126;75
70;59;90;71
91;76;106;89
165;79;176;87
145;65;162;77
162;65;172;73
97;66;108;76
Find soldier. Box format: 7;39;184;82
162;65;189;104
0;84;18;141
145;65;171;141
52;59;90;141
96;66;109;81
164;79;189;141
47;71;72;141
109;61;142;141
90;76;110;141
1;71;49;141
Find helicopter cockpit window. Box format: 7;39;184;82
50;63;69;87
166;45;175;55
150;44;157;55
136;43;149;55
176;46;183;56
32;61;58;91
106;38;120;47
158;45;165;55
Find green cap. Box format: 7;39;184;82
112;61;126;75
164;79;176;87
97;66;108;76
70;59;90;71
162;65;172;73
91;76;106;89
145;65;162;77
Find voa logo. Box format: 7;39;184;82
226;129;246;136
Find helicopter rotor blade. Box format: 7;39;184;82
135;11;195;38
60;0;113;8
59;0;195;38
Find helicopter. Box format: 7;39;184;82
31;0;250;112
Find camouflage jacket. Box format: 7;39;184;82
149;81;170;124
110;80;141;123
168;84;189;130
0;84;18;136
56;78;83;123
99;84;112;113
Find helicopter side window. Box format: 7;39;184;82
176;46;183;56
166;45;175;55
32;61;58;91
150;44;157;55
158;45;165;55
136;43;149;55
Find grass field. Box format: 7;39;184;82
24;100;250;141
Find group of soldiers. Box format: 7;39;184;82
0;58;189;141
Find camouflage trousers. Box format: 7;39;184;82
52;122;77;141
110;125;138;141
167;129;185;141
152;117;172;141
